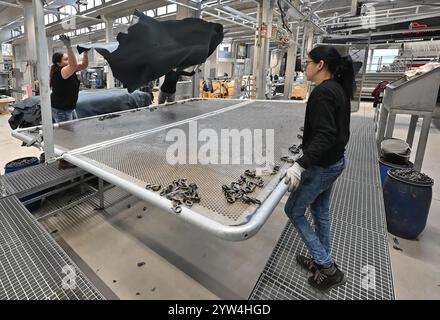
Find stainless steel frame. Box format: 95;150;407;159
12;98;305;241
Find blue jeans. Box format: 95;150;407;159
52;108;77;123
284;156;346;266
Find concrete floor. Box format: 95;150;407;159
359;103;440;300
0;114;41;175
1;101;439;300
38;188;287;299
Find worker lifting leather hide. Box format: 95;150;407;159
77;10;224;92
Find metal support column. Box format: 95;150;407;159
414;114;432;171
252;2;262;77
358;35;371;108
304;23;314;95
303;22;314;54
104;17;115;89
284;26;299;99
80;175;85;194
193;2;202;98
255;0;275;100
32;0;55;161
23;1;37;97
176;0;197;19
407;115;418;148
368;48;375;72
299;25;306;60
98;178;105;209
176;0;200;98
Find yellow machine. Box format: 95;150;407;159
200;79;235;98
290;83;308;100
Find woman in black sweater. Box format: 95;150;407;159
284;45;355;291
50;35;89;123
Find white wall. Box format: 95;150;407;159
217;61;233;77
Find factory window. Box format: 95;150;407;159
116;16;130;24
87;0;94;10
44;13;58;25
2;43;13;56
60;5;76;15
167;4;177;13
157;6;167;16
78;0;101;12
2;44;12;56
11;27;23;38
146;10;155;17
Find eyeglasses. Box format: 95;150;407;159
301;60;314;69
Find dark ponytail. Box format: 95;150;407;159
50;52;63;88
309;45;356;99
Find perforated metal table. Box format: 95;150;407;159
11;98;394;300
14;99;306;240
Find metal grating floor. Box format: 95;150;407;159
77;101;306;225
250;116;395;300
0;196;104;300
0;161;85;198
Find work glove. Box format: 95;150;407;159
284;162;305;192
59;35;71;48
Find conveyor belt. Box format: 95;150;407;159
250;116;395;300
0;195;104;300
0;161;85;199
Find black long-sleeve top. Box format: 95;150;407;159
296;79;351;169
160;69;195;94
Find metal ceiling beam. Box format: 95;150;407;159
325;26;440;39
0;1;22;8
166;0;255;29
279;0;325;34
45;0;163;36
300;0;331;23
201;0;260;9
330;5;440;25
333;11;440;33
222;5;257;23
